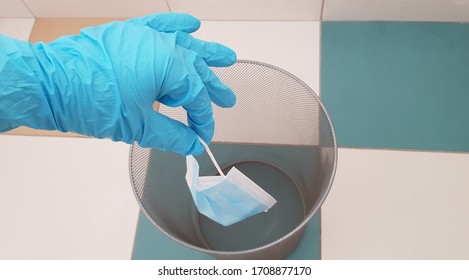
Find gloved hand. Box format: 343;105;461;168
0;13;236;155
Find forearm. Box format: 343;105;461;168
0;35;57;132
0;33;122;138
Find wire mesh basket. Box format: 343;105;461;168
129;60;337;259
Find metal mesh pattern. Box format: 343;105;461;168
129;60;337;258
160;61;321;146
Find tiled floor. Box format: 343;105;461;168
131;20;322;260
0;19;322;259
322;148;469;259
321;22;469;153
2;17;469;260
132;211;321;260
321;22;469;259
0;135;139;259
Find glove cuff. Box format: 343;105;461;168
0;35;58;132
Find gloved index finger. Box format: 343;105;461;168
127;13;201;33
175;31;237;67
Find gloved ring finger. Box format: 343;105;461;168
182;84;215;144
193;55;236;108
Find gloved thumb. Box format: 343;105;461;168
127;13;201;33
139;111;204;156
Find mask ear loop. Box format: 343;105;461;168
197;136;226;178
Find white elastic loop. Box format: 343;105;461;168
197;136;225;178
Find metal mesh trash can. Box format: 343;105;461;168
129;60;337;259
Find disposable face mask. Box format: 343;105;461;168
185;138;277;226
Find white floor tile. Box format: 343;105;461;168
195;21;320;95
0;135;140;259
0;18;35;41
322;148;469;259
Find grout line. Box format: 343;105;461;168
27;17;35;42
318;17;323;98
318;1;325;260
19;0;36;18
165;0;172;12
320;0;326;21
194;19;320;22
318;208;322;260
338;146;469;155
317;1;323;96
129;210;142;260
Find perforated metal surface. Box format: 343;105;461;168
160;61;322;146
129;60;337;259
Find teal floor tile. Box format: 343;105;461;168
321;21;469;152
132;211;321;260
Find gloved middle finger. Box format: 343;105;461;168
175;31;237;67
127;13;201;33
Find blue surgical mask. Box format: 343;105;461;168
185;139;277;226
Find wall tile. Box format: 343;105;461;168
168;0;322;20
0;0;33;18
23;0;169;18
323;0;469;22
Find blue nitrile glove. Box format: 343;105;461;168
0;13;236;155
